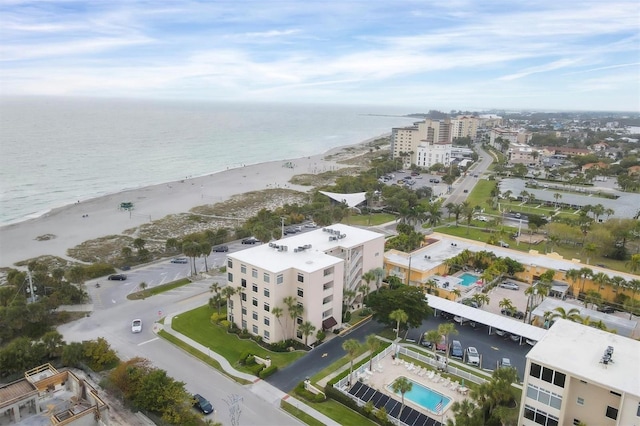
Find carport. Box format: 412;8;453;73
425;295;547;345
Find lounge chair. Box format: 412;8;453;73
426;370;435;379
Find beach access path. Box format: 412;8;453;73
0;141;372;268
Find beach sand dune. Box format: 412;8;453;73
0;142;376;268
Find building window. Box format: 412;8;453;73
323;281;333;291
252;311;258;320
252;297;258;307
252;325;258;334
252;268;258;278
297;287;304;297
324;267;333;276
228;272;233;282
252;284;258;292
297;273;304;283
577;397;584;406
264;317;270;326
242;320;246;329
277;274;283;284
637;402;640;417
610;391;621;397
605;406;618;420
264;303;270;312
573;420;582;426
264;273;270;283
241;264;246;273
241;293;246;301
264;288;270;298
297;317;303;325
227;259;233;268
296;330;302;339
241;278;247;288
542;367;554;383
530;363;542;378
241;307;246;315
229;300;233;309
553;372;565;388
264;330;270;340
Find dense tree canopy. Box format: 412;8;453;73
367;285;432;329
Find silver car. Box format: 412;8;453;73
499;281;519;290
466;347;480;366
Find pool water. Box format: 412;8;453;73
459;273;480;287
388;377;451;414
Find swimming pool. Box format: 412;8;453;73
388;377;451;414
459;272;480;287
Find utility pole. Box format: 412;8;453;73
280;217;285;239
27;270;36;303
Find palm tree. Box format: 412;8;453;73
210;282;221;314
499;298;515;314
389;309;408;340
549;307;582;323
445;202;464;225
139;281;148;298
283;296;296;337
272;306;285;339
366;334;382;371
438;322;458;371
220;286;236;327
424;329;442;360
471;293;490;308
357;283;371;306
342;339;361;385
372;267;386;291
299;321;316;347
391;376;413;420
553;192;562;208
285;297;304;339
627;254;640;274
461;201;474;235
200;241;212;272
584;290;602;309
182;241;200;276
450;288;462;301
425;201;443;228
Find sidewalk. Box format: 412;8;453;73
156;297;341;426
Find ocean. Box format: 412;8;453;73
0;97;414;225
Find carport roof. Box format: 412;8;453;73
531;298;637;337
425;295;548;342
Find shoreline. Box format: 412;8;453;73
0;135;386;268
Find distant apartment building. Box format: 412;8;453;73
519;319;640;426
416;140;452;168
450;115;479;140
225;224;384;346
507;143;539;165
489;128;533;150
390;118;453;168
541;146;591;157
478;114;503;128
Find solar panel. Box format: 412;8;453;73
374;394;389;409
348;381;363;396
405;409;419;425
362;387;376;401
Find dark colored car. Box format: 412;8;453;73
108;274;127;281
241;237;260;244
500;308;525;319
170;257;188;264
193;394;213;414
450;340;463;359
213;245;229;252
597;305;615;314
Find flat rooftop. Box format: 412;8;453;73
230;224;384;273
527;319;640;397
385;233;638;283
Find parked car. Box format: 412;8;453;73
170;257;188;264
499;358;512;368
435;335;447;352
499;281;519;290
495;329;507;337
241;237;260;244
453;315;467;324
460;299;479;308
597;305;615;314
131;319;142;333
108;274;127;281
193;394;214;414
500;308;525;319
304;222;317;228
463;189;469;193
498;240;510;248
466;346;480;365
213;245;229;252
450;340;463;359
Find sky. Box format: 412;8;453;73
1;0;639;112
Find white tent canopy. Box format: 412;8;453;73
319;191;367;208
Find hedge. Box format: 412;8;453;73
259;365;278;379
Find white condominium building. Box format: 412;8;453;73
416;140;452;168
519;319;640;426
391;119;452;168
225;224;385;346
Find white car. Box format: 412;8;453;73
131;319;143;333
466;347;480;366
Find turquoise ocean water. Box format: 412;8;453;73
0;97;414;225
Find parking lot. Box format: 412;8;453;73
379;170;450;198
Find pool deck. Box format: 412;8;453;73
354;351;472;424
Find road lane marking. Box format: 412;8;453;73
491;346;500;351
138;337;159;346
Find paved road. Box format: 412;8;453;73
267;319;386;391
59;279;302;426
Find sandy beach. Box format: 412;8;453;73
0;140;380;268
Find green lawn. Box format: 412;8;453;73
465;179;497;213
281;400;325;426
304;399;377;426
436;223;517;243
171;305;305;371
344;212;396;226
127;278;191;300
